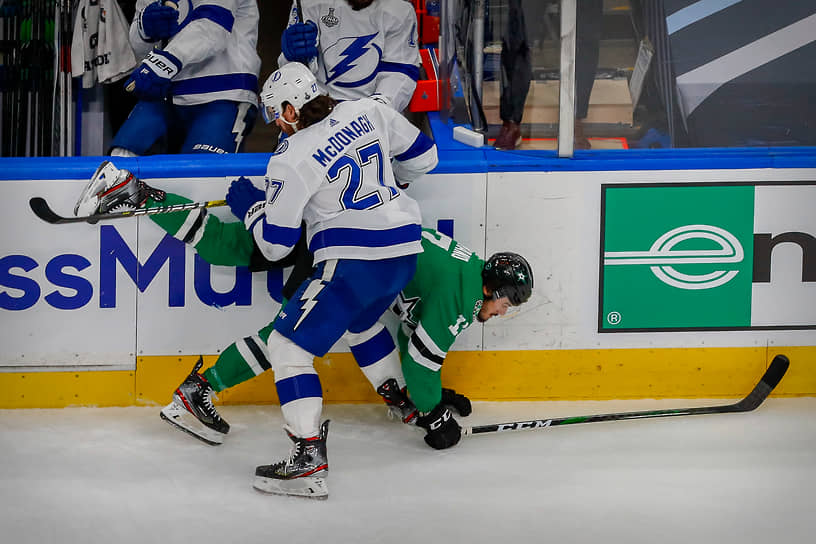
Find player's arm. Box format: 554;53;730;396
276;2;297;68
278;1;319;68
130;0;175;57
242;159;313;263
400;296;471;449
400;293;462;413
375;2;421;111
377;103;438;187
162;0;240;67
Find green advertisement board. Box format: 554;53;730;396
599;183;815;331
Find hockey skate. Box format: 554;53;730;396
253;420;330;500
377;378;418;424
74;160;165;217
160;357;230;445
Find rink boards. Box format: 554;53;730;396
1;155;815;407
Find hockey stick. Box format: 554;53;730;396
29;196;227;224
462;354;790;437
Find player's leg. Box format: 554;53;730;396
253;327;328;499
108;100;174;156
73;160;167;216
179;100;258;154
343;256;419;423
252;255;416;498
160;321;278;445
345;323;417;423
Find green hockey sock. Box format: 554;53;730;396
202;320;278;392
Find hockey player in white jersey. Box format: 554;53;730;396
279;0;420;111
110;0;261;155
221;62;437;498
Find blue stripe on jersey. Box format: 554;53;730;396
349;327;395;368
262;221;302;248
395;132;435;161
191;5;235;32
378;61;420;81
309;223;421;252
171;73;258;95
275;373;323;405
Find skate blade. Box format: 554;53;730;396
160;402;225;446
252;476;329;500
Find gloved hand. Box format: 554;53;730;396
125;49;182;101
441;388;472;416
416;403;461;450
139;1;180;42
226;176;265;221
281;21;319;63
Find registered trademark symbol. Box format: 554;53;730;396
607;311;621;325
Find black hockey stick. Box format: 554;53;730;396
462;354;790;437
29;196;227;225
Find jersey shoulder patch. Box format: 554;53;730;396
275;139;289;154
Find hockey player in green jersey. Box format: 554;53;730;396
74;163;533;454
395;229;534;450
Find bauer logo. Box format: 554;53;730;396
600;183;816;331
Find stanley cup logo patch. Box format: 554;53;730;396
322;8;339;27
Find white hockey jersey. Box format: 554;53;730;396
245;97;438;264
129;0;261;106
279;0;420;111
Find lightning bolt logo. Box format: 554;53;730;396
326;33;380;85
294;279;326;330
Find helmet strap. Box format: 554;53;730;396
282;106;300;133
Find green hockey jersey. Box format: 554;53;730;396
397;229;485;412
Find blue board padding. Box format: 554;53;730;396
2;114;815;181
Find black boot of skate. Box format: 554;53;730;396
253;420;330;499
377;378;418;424
160;357;230;445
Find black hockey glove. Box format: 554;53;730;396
416;403;461;450
441;388;472;416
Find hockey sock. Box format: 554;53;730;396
202;321;277;392
346;323;405;390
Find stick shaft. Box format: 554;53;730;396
29;196;227;224
463;355;789;437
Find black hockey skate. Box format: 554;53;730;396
160;357;230;445
253;420;330;499
377;378;418;424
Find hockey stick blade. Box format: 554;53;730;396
29;197;227;224
463;354;790;437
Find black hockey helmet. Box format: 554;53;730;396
482;252;534;306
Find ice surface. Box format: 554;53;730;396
1;399;814;544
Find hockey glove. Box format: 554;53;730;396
441;388;472;416
139;2;180;42
226;176;265;221
125;49;182;101
281;21;319;64
416;403;461;450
